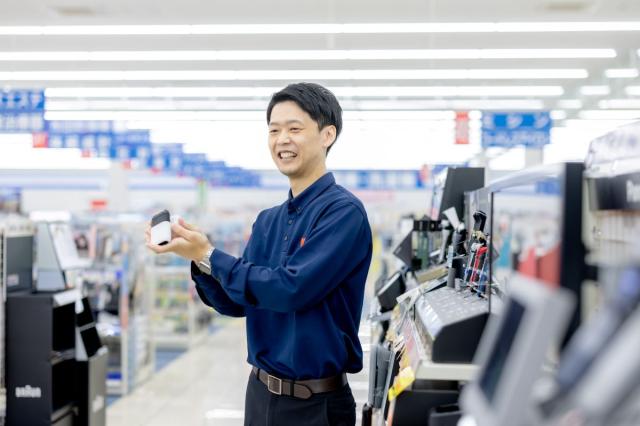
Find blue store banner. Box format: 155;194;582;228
181;153;208;178
150;143;185;171
0;89;46;133
47;120;116;154
109;130;151;161
481;111;552;148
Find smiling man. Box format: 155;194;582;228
146;82;373;426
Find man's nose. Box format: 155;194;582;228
276;131;292;145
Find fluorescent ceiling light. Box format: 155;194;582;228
0;69;588;81
44;110;459;122
0;49;616;61
45;85;564;98
557;99;583;109
626;86;640;96
1;22;640;35
599;99;640;109
579;110;640;120
605;68;640;78
550;110;567;120
46;98;545;111
580;85;610;96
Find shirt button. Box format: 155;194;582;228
297;208;302;213
288;219;293;225
284;235;288;241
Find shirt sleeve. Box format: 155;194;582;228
210;201;371;313
191;262;246;317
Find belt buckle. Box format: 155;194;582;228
267;374;282;395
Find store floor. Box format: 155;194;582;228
107;317;371;425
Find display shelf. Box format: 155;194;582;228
73;216;155;396
402;318;477;382
149;265;213;349
5;289;80;426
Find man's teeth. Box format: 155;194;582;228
280;152;297;159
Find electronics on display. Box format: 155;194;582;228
488;163;585;341
430;167;485;221
460;274;575;426
150;210;171;246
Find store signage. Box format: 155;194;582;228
481;111;552;148
109;130;151;161
181;153;208;178
46;121;116;155
332;170;425;190
150;143;185;171
455;111;470;145
15;385;42;398
0;89;46;133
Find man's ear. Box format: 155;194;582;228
322;125;337;150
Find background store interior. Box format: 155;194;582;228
1;0;640;425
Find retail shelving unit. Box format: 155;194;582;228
74;216;155;396
149;259;213;349
5;289;79;426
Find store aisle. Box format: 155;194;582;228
107;317;371;425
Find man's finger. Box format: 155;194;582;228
146;238;180;254
179;218;198;232
171;222;193;240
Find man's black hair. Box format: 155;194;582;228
266;82;343;155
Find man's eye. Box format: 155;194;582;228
269;129;278;134
290;128;301;132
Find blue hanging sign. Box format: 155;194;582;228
0;89;46;133
481;111;552;148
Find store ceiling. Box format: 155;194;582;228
0;0;639;124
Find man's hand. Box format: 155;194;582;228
145;218;213;262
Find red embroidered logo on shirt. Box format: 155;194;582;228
300;237;306;247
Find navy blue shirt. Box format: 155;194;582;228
191;172;372;380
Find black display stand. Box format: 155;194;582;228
5;290;78;426
75;297;107;426
76;348;107;426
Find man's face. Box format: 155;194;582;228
268;100;335;179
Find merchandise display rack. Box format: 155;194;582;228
149;258;213;349
73;215;155;396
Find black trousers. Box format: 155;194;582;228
244;371;356;426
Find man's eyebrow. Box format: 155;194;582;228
268;119;305;127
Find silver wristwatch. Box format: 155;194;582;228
197;246;215;275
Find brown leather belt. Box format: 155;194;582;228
252;367;347;400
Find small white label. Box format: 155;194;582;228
627;180;640;204
92;394;105;413
15;385;42;398
7;274;19;287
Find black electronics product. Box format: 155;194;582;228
472;210;487;233
429;404;463;426
75;297;107;426
431;167;485;221
414;286;489;363
368;343;393;409
460;275;574;426
4;234;34;293
377;271;406;312
388;380;459;426
393;231;413;268
488;162;585;344
150;209;171;246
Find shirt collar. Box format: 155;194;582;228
287;172;335;214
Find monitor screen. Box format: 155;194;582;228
490;179;563;294
4;235;34;291
393;231;413;268
478;298;526;404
